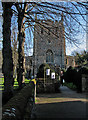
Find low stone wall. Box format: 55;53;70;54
82;74;88;92
2;81;35;120
36;78;60;93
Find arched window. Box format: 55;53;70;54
46;50;53;63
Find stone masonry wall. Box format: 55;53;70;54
33;19;65;76
2;81;35;120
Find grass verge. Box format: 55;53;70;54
0;78;31;90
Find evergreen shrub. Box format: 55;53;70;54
64;66;77;85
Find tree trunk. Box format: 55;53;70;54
17;14;25;89
2;3;14;102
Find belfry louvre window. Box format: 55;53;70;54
46;50;53;63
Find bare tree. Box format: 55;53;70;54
14;3;28;88
11;25;18;80
14;1;87;84
24;2;87;45
2;1;87;90
2;2;14;101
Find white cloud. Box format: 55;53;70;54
66;42;86;55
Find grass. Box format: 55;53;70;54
0;77;31;90
0;77;4;90
35;98;38;103
64;82;77;90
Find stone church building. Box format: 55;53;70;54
32;18;66;76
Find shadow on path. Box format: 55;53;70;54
31;86;88;119
34;101;87;119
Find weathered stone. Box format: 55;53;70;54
33;19;66;76
2;81;35;120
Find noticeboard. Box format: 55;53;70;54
51;72;55;79
46;69;50;76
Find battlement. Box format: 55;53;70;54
35;19;63;28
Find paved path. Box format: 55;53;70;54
31;86;88;119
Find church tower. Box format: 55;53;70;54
33;17;66;76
